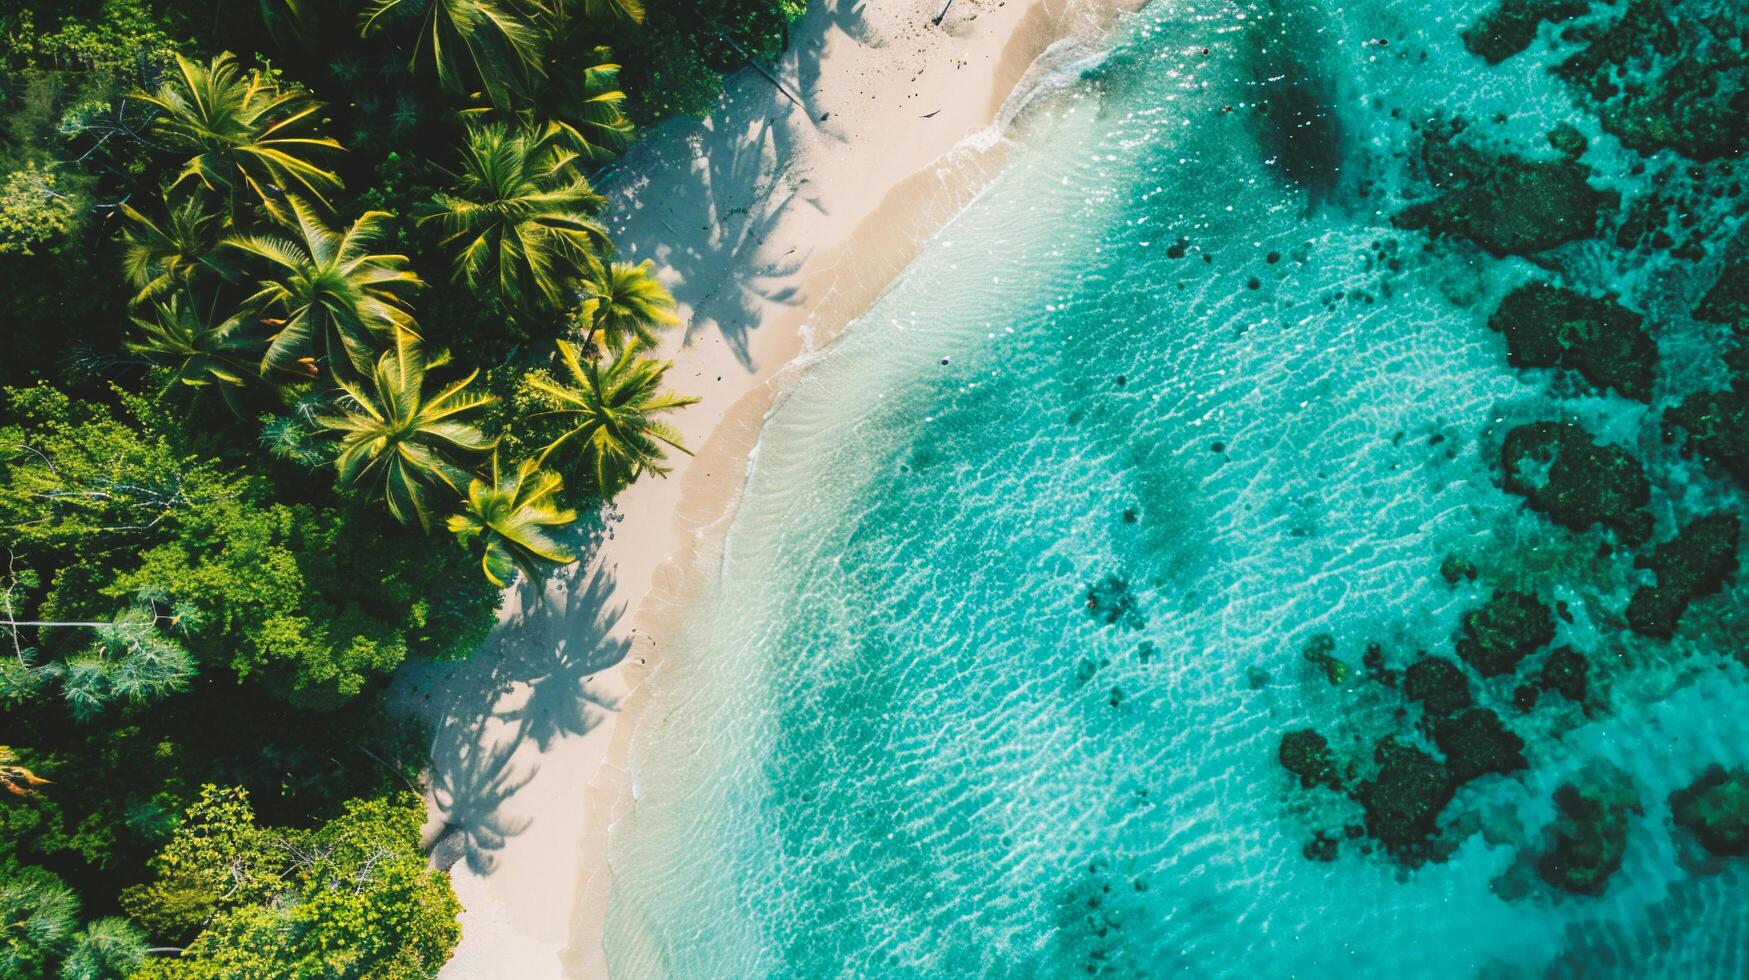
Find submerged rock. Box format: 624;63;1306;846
1487;283;1655;401
1432;708;1528;785
1279;728;1341;790
1552;0;1749;161
1696;258;1749;325
1085;574;1146;630
1461;0;1586;65
1403;656;1473;717
1537;646;1589;703
1626;513;1741;638
1301;632;1350;685
1394;123;1616;256
1670;765;1749;857
1439;554;1479;585
1456;590;1555;678
1500;422;1653;545
1354;738;1453;864
1303;830;1340;862
1665;387;1749;490
1537;773;1641;896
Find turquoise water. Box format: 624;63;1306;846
603;0;1749;975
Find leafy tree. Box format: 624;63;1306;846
322;331;497;528
0;863;77;979
359;0;542;111
52;600;199;721
575;257;678;351
0;166;78;257
229;199;422;377
120;197;230;308
119;785;282;940
129;789;461;979
137;53;343;225
126;296;262;409
448;454;577;586
526;339;697;497
421;124;607;315
60;917;148;980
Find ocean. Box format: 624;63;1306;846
603;0;1749;974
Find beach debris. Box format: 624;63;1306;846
922;109;941;118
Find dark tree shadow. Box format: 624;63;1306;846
421;528;632;874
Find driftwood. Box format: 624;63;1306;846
933;0;955;25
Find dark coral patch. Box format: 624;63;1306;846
1487;282;1655;401
1671;766;1749;858
1456;590;1555;678
1500;421;1653;545
1403;656;1473;717
1537;646;1589;703
1537;775;1641;896
1432;708;1527;785
1461;0;1586;65
1279;729;1341;790
1626;513;1740;638
1354;739;1453;865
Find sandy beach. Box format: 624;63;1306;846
394;0;1128;974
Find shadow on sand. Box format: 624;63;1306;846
423;532;632;875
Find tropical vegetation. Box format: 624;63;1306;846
0;0;804;974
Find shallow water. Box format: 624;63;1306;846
603;0;1749;975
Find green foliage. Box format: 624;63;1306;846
129;788;461;979
229;199;422;377
0;863;78;979
60;917;148;980
525;339;698;497
120;197;230;308
126;296;262;409
449;454;577;586
0;166;78;256
321;332;498;528
360;0;543;111
577;257;679;351
421;123;607;317
137;53;343;225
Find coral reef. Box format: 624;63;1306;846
1279;729;1341;790
1354;739;1453;864
1403;656;1474;717
1626;513;1741;638
1537;646;1589;703
1455;590;1556;678
1432;708;1528;784
1500;422;1653;545
1670;765;1749;857
1461;0;1586;65
1537;771;1641;896
1487;283;1656;401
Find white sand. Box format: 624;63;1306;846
395;0;1130;974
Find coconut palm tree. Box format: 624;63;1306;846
504;52;633;165
321;331;498;526
528;339;698;496
448;454;577;586
120;196;229;307
137;53;343;225
576;258;679;351
420;123;607;314
126;296;262;410
229;198;422;377
358;0;542;110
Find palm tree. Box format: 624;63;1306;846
576;258;679;351
120;196;229;306
528;339;699;496
421;124;607;314
509;0;635;161
229;198;422;377
260;0;322;50
137;53;343;225
321;331;498;526
359;0;542;110
448;454;577;586
1;746;50;797
126;296;262;410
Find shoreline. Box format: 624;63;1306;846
397;0;1134;974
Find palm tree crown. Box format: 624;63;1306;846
137;53;342;225
421;124;607;314
127;296;262;408
120;196;229;307
321;331;498;527
229;199;422;377
528;339;698;496
577;258;679;351
359;0;542;110
447;454;577;586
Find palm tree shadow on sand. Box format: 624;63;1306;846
422;524;631;875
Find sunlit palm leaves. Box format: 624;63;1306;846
126;296;262;410
421;123;607;313
260;0;322;50
529;339;698;496
0;746;50;797
576;258;678;350
447;454;577;586
321;331;498;526
120;197;229;306
228;199;422;377
359;0;542;110
137;53;343;225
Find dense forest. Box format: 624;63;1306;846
0;0;801;974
